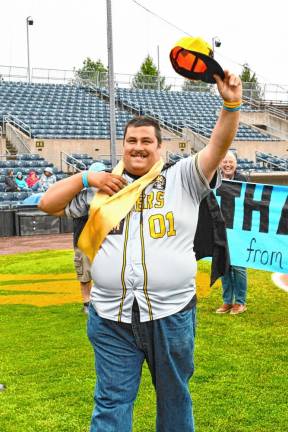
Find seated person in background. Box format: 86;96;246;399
216;151;248;315
34;167;57;192
4;169;20;192
26;170;39;189
15;171;30;191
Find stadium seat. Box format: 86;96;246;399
0;81;131;139
0;80;280;143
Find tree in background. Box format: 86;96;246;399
240;63;263;100
132;55;171;90
182;79;210;92
75;58;108;86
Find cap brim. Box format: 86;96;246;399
170;47;225;84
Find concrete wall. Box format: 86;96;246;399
6;124;32;153
267;115;288;140
240;112;288;140
30;136;288;168
5;122;188;169
1;122;186;169
30;138;119;169
231;140;288;161
7;123;288;169
28;137;188;170
249;172;288;185
0;137;5;156
183;126;288;162
240;111;268;125
183;128;208;153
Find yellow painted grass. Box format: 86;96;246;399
0;273;81;306
0;272;219;306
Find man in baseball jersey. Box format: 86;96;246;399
40;70;242;432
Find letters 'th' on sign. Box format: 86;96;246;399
35;140;44;148
215;180;288;274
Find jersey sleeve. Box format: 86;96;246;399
180;154;221;203
65;187;95;218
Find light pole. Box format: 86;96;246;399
212;36;221;55
157;45;160;91
26;16;33;83
106;0;117;168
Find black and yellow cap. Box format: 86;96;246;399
170;36;225;84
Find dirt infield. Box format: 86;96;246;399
0;233;73;255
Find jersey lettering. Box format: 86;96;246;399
146;192;154;209
155;191;164;208
149;212;176;239
135;191;165;212
109;218;125;235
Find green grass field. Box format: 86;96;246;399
0;250;287;431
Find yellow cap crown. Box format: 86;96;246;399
173;36;213;57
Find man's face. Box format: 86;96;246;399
220;155;237;179
44;171;52;177
123;125;162;176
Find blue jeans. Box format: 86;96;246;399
221;265;247;305
87;302;196;432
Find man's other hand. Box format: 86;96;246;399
88;172;127;196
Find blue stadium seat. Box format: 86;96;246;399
0;192;13;201
12;192;30;201
0;80;280;142
0;81;123;139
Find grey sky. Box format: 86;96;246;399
1;0;287;85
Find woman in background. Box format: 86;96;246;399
15;172;30;191
26;170;39;189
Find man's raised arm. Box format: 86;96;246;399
198;70;242;182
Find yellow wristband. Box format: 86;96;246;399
223;100;242;108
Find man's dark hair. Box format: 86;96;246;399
123;116;162;145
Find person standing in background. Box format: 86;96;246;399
216;151;248;315
73;228;92;315
73;162;107;315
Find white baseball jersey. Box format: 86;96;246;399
66;155;220;323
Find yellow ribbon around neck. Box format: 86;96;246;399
78;158;164;262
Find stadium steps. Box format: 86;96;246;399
4;137;18;158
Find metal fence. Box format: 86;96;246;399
0;65;288;103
